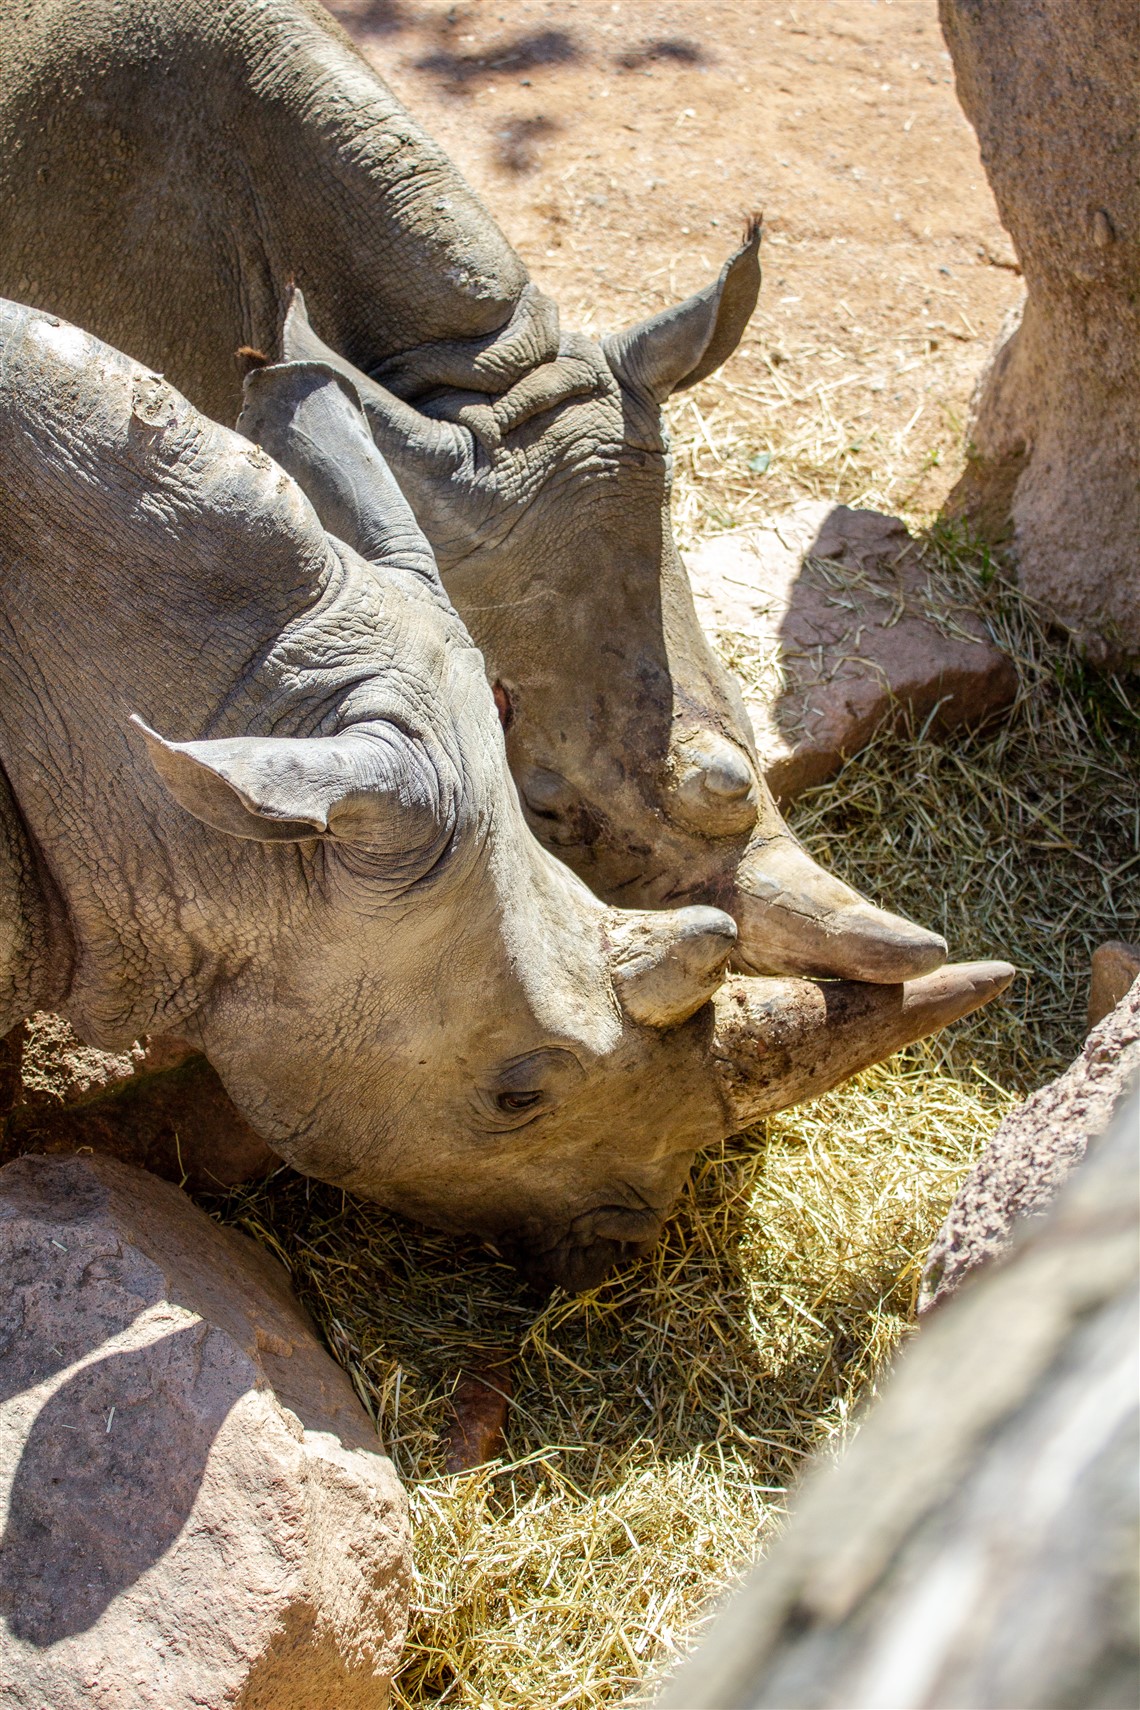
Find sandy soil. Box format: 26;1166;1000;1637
329;0;1023;520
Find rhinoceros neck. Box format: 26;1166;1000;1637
0;0;530;423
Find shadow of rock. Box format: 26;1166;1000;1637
0;1323;243;1645
0;1013;278;1192
616;37;707;72
494;113;560;175
685;501;1017;804
326;0;420;35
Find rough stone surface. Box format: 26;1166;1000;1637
941;0;1140;662
1088;941;1140;1034
920;979;1140;1313
0;1153;410;1709
657;1087;1140;1710
0;1014;278;1192
686;502;1016;801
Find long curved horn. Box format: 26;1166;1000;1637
711;959;1015;1128
729;833;948;983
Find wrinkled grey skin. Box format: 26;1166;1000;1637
0;299;747;1291
0;0;946;986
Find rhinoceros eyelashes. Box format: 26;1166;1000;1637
131;715;454;862
602;215;762;405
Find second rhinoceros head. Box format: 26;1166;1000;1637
263;226;947;988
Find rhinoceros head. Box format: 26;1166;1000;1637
267;228;946;987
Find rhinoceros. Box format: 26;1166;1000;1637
0;0;949;987
0;300;1012;1288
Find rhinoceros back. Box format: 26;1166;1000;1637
0;0;531;423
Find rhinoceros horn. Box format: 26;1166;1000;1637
711;959;1016;1127
729;835;948;983
609;905;738;1029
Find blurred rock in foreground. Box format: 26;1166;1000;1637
0;1153;409;1710
921;976;1140;1312
656;1085;1139;1710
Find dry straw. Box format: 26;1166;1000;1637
206;383;1138;1707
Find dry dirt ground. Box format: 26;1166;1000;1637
330;0;1024;524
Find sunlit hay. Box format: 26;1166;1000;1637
664;350;966;538
202;385;1139;1709
210;1048;1019;1708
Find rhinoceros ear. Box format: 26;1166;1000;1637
602;216;762;403
237;358;441;588
279;286;477;544
131;715;448;854
609;905;737;1029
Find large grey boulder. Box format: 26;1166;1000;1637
656;1086;1140;1710
920;976;1140;1312
941;0;1140;662
0;1153;409;1708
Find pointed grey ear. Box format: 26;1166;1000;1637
279;287;477;544
131;715;449;855
602;216;762;403
237;358;441;586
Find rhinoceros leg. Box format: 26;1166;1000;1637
0;759;70;1035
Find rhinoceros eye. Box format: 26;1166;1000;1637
496;1088;543;1114
477;1048;584;1133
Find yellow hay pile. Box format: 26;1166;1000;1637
206;395;1138;1706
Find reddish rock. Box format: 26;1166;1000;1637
0;1153;409;1709
1088;940;1140;1033
920;980;1140;1312
686;503;1016;802
443;1356;514;1473
0;1011;278;1191
940;0;1140;662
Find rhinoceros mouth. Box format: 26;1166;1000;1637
503;1200;665;1293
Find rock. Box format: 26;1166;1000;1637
656;1088;1140;1710
940;0;1140;663
443;1356;514;1473
686;502;1016;802
920;979;1140;1312
0;1153;410;1709
0;1012;279;1191
1088;940;1140;1033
